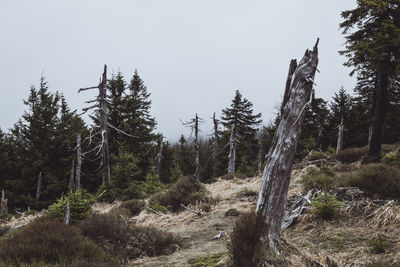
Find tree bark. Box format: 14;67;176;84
193;114;200;184
256;39;319;253
336;118;344;153
64;198;70;225
368;64;389;160
155;134;164;177
99;65;110;187
281;59;298;118
35;172;42;203
227;124;237;175
69;158;75;193
0;189;7;216
75;133;82;190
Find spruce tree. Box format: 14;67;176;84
340;0;400;160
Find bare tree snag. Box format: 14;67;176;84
182;114;203;185
35;172;42;204
99;66;110;187
155;134;164;177
227;124;237;175
78;65;111;187
212;112;219;173
69;158;75;193
193;114;200;184
64;198;70;225
75;133;82;190
336;117;344;153
0;189;7;216
256;39;319;253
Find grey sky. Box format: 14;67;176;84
0;0;357;140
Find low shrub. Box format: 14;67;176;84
235;188;258;198
111;199;145;218
0;218;115;266
48;190;94;224
334;146;368;163
307;151;328;161
96;174;166;203
302;167;337;191
340;164;400;199
311;192;342;220
225;209;240;217
79;214;182;261
149;176;209;212
228;212;264;267
369;234;391;254
381;147;400;165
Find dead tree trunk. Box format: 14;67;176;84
193;114;200;184
336;118;344;153
75;133;82;190
64;198;70;225
35;172;42;203
212;112;219;173
99;66;110;187
227;124;237;175
256;39;319;253
0;189;7;217
69;158;75;193
155;134;164;177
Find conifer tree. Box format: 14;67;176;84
340;0;400;160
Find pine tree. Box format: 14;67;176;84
327;87;354;149
340;0;400;159
123;70;157;179
221;90;262;175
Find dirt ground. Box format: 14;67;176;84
129;166;400;266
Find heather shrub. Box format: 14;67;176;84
79;214;182;261
311;192;342;220
149;176;209;212
0;218;115;266
228;212;264;267
302;167;337;191
334;146;368;163
111;199;145;218
340;164;400;199
48;190;94;224
307;151;328;161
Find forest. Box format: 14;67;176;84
1;1;400;266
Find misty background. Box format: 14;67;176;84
0;0;357;140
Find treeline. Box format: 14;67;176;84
0;67;399;210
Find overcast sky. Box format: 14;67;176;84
0;0;357;140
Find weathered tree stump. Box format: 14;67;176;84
256;39;319;253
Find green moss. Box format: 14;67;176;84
187;252;227;267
